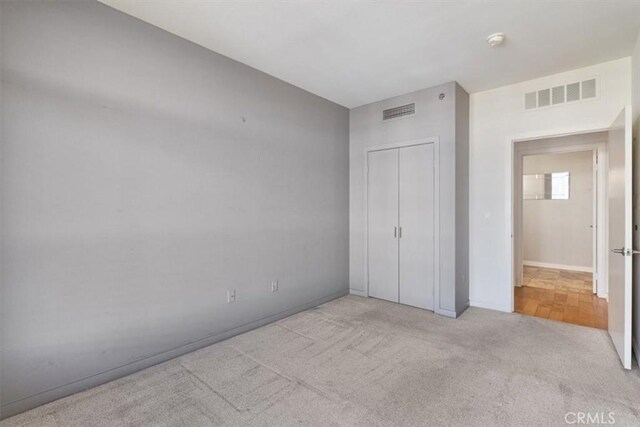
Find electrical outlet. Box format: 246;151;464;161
227;289;236;303
271;280;278;293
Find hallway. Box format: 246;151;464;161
515;266;607;329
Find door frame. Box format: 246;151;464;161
363;137;441;311
514;142;607;296
506;127;609;312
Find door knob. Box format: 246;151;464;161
610;248;640;256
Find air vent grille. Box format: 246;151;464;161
538;89;551;107
552;85;565;105
566;82;580;102
524;78;597;111
383;103;415;120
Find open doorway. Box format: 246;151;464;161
512;132;608;329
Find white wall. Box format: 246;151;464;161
469;57;631;312
522;151;593;270
633;31;640;123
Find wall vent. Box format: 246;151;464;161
537;88;551;107
524;78;597;111
383;103;415;120
551;85;565;105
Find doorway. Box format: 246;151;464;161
512;132;608;329
507;107;633;369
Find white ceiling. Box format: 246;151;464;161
100;1;640;108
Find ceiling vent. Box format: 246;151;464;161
383;103;415;121
524;78;597;111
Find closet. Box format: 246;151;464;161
367;143;435;310
355;81;469;318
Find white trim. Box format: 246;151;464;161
363;137;440;313
349;288;367;297
592;149;598;294
364;137;438;153
435;307;459;319
523;260;593;273
622;105;633;369
514;141;607;295
470;299;511;313
506;125;610;313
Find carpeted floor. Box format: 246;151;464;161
2;295;640;426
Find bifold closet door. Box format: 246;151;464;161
399;144;435;310
367;149;399;303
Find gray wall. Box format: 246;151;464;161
349;81;469;318
454;83;470;315
0;1;349;418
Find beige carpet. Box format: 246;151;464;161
2;295;640;426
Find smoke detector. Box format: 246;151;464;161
486;32;506;47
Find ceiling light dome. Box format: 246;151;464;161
487;32;506;47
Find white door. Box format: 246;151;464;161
368;149;399;303
607;106;633;369
399;144;435;310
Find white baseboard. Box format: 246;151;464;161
435;307;458;318
470;299;511;313
523;260;592;273
349;288;367;297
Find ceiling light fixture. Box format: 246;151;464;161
486;32;506;47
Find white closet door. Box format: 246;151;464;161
367;149;399;303
399;144;435;310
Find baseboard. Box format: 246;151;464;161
432;300;469;319
349;288;367;297
470;299;511;313
523;260;592;273
457;300;470;317
0;289;349;420
434;307;457;318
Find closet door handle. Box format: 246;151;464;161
394;226;397;238
398;227;402;238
